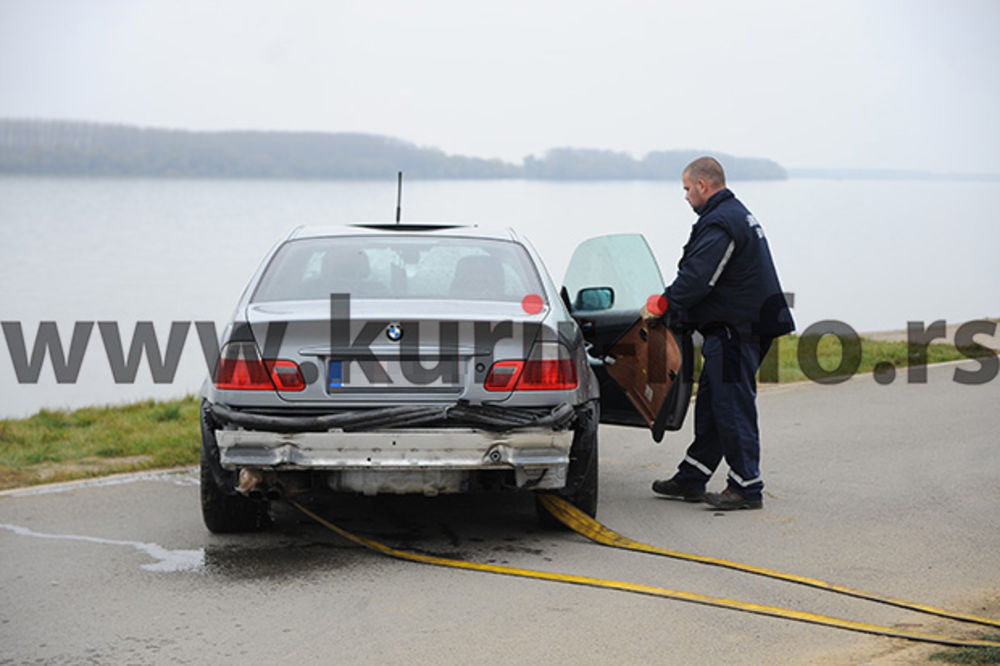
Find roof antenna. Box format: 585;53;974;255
395;171;403;224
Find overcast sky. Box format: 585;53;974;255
1;0;999;173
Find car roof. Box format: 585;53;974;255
288;224;521;242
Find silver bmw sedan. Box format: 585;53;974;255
199;225;687;532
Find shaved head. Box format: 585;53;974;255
681;156;727;211
683;156;726;188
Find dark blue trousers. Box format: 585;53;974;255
673;331;771;500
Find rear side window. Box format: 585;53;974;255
252;236;546;303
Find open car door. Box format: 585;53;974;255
562;234;693;442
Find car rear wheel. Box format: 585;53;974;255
200;402;270;534
536;400;599;528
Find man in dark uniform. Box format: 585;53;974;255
647;157;793;510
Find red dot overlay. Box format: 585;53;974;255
522;294;544;314
646;294;668;315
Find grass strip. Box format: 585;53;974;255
760;334;998;384
0;395;200;490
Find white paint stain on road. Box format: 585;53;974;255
0;522;204;572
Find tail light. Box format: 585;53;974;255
518;341;578;390
484;342;577;392
266;360;306;391
214;342;305;391
484;360;524;391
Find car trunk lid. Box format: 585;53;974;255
245;298;546;404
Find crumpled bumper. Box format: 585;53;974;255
215;427;573;493
211;401;578;494
209;401;575;432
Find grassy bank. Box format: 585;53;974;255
1;335;996;491
761;332;998;384
0;396;201;490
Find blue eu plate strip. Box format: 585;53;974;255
328;360;343;388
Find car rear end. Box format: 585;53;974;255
200;226;598;528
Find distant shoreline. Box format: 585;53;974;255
3;119;996;182
0;118;786;181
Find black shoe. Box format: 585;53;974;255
651;479;706;502
704;489;763;510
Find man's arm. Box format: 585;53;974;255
665;224;735;310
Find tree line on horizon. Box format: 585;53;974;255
0;119;787;181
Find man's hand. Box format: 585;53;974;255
640;304;659;323
641;293;668;326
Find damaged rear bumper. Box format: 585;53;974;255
209;401;575;432
210;401;578;494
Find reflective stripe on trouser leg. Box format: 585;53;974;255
728;470;763;488
684;455;714;477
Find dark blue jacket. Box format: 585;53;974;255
665;188;794;339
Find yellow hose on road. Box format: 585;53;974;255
539;494;1000;630
293;500;1000;650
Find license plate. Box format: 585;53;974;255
327;356;465;392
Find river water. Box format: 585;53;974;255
1;176;997;417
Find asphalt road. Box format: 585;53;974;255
2;360;998;665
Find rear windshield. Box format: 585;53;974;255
252;235;546;303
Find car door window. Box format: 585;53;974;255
562;233;691;437
563;234;663;311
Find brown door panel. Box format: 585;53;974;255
603;319;692;442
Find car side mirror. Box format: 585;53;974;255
572;287;615;312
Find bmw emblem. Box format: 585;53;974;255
386;323;403;341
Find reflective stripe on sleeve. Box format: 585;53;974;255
708;240;736;287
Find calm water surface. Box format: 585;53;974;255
1;176;997;417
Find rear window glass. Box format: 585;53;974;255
252;235;546;303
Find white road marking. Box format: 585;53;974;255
0;522;204;572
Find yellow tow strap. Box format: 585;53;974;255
292;498;1000;650
539;494;1000;630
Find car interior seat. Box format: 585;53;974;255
321;248;386;298
449;254;505;299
